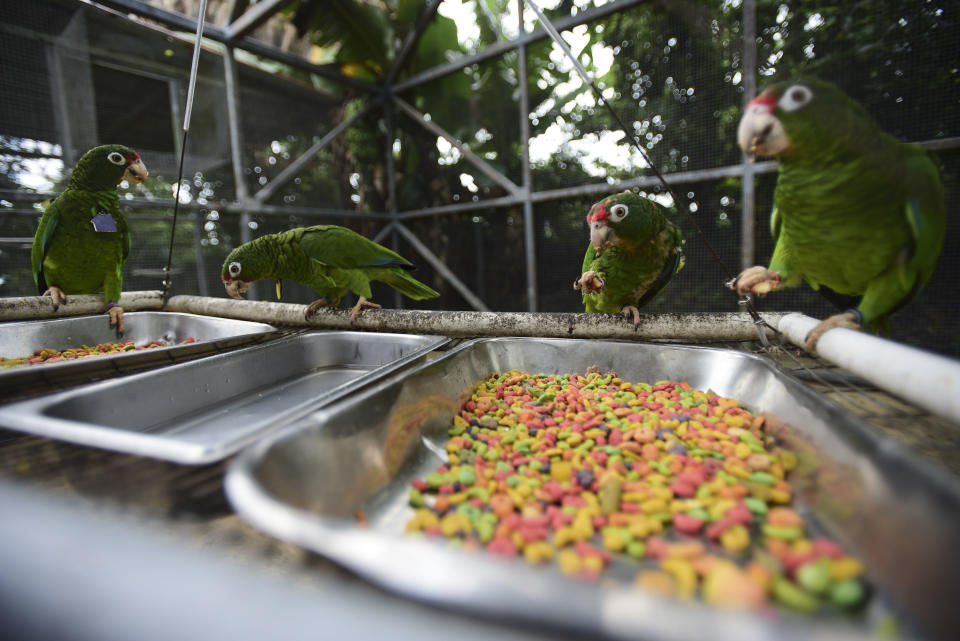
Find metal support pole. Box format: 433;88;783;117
223;44;256;299
740;0;757;272
385;98;403;309
518;0;537;312
45;44;75;169
392;96;521;195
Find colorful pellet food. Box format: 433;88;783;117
0;337;196;368
404;368;872;616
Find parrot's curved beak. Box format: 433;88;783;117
124;158;149;184
222;278;250;300
590;221;618;254
737;99;790;158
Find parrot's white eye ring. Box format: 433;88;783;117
609;203;629;222
228;261;241;277
107;151;126;165
778;85;813;112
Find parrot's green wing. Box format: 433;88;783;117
297;225;414;270
31;200;61;293
635;226;685;309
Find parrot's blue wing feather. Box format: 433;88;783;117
902;150;946;285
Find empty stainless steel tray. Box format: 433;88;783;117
226;337;960;641
0;312;276;392
0;331;448;464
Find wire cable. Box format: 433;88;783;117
161;0;209;302
524;0;777;343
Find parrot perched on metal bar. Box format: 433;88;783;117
732;78;945;351
31;144;149;334
221;225;440;323
574;191;685;328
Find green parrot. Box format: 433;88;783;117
573;191;685;328
221;224;440;323
732;78;945;350
31;144;149;333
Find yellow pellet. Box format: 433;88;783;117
582;555;605;573
602;530;628;552
769;488;791;503
640;498;668;514
557;549;584;575
829;557;864;581
662;558;698;600
720;524;751;553
551;461;573;482
523;541;554;564
554;526;577;547
440;513;472;537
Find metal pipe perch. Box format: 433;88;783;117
0;291;165;322
165;295;784;342
778;313;960;426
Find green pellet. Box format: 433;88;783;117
796;560;832;595
458;467;477;485
772;578;820;613
763;524;804;541
409;488;425;507
748;472;776;486
744;497;769;515
466;486;489;501
830;580;866;609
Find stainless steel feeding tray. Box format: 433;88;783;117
0;312;276;392
0;331;448;464
226;337;960;641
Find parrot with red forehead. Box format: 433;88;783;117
31;144;149;334
732;78;945;350
574;191;684;328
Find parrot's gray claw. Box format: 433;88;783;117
621;306;641;331
42;286;66;311
107;305;125;336
349;297;381;326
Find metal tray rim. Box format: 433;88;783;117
226;336;958;641
0;311;277;379
0;330;449;464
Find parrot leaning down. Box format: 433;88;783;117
31;144;149;334
221;224;440;323
732;77;945;351
574;191;685;328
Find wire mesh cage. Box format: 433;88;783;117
1;0;957;354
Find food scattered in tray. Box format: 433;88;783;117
405;368;869;614
0;337;196;368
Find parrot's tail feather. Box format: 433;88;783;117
385;271;440;300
